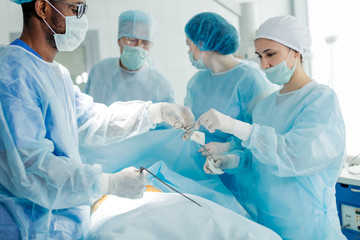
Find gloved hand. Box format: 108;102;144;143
198;142;230;157
149;103;195;139
203;154;240;175
100;167;147;199
195;108;234;133
196;108;253;141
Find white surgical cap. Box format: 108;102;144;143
118;10;156;42
10;0;33;4
255;15;311;55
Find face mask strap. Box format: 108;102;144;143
43;18;56;34
191;44;203;61
45;0;66;19
286;49;298;70
285;49;292;62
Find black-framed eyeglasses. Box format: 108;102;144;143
51;0;88;19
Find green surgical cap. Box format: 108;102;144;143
118;10;156;42
10;0;34;4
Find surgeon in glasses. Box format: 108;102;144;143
84;10;175;107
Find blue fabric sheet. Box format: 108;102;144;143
79;128;249;217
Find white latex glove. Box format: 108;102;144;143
149;103;195;139
196;109;234;133
198;142;230;157
100;167;147;199
203;154;240;175
196;109;253;141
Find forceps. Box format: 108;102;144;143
174;122;196;140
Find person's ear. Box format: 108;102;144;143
34;0;49;20
294;50;301;58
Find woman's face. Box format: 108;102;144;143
254;38;298;70
186;37;202;60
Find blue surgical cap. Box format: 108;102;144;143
10;0;34;4
118;10;156;42
185;12;239;55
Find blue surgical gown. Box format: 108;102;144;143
184;60;273;143
83;57;175;106
241;81;346;240
0;45;155;239
184;60;274;217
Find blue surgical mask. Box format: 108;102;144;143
264;49;297;86
121;45;148;71
43;0;88;52
188;46;207;70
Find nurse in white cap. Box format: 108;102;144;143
196;15;346;240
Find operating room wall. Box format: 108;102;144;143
0;0;291;104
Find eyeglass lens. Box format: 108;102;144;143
77;4;88;18
124;37;152;49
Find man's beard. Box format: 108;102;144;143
45;13;65;50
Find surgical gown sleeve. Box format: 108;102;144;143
0;67;102;210
242;87;346;177
75;86;155;146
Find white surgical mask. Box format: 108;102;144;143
43;0;88;52
120;44;148;71
264;49;297;86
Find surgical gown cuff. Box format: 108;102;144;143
99;173;110;195
92;165;106;201
232;120;253;141
149;103;163;124
241;124;258;148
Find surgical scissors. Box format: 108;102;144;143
174;122;196;140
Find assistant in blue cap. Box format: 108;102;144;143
184;12;274;216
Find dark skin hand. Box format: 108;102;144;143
19;0;85;62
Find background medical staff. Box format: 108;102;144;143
0;0;194;239
184;12;274;218
197;15;346;240
84;10;175;106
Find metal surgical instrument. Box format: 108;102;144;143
139;167;202;207
174;122;196;140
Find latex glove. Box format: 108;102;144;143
196;108;234;133
203;154;240;175
198;142;230;157
100;167;147;199
149;103;195;139
196;109;253;141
